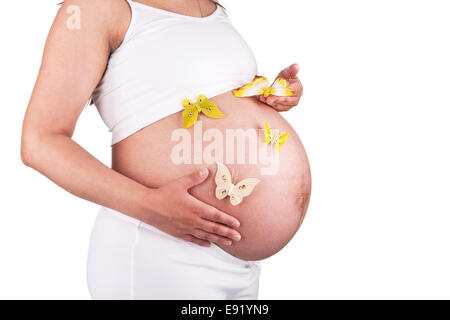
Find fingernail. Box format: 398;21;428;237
233;234;241;241
223;241;232;246
198;168;207;177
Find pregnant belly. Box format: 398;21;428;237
112;91;311;260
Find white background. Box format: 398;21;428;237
1;0;449;299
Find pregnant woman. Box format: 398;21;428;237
21;0;311;299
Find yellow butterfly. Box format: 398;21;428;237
264;121;290;152
182;94;224;128
233;75;296;98
215;162;260;206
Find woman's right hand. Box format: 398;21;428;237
144;167;242;247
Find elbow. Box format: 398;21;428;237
21;148;34;168
20;130;39;167
21;137;34;167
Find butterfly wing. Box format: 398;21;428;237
230;178;261;206
275;132;290;152
197;94;224;119
233;178;261;197
182;99;198;128
215;162;232;200
264;121;273;145
229;192;243;206
269;78;296;97
232;75;269;97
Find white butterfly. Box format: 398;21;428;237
214;162;261;206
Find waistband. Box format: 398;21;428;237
97;206;260;267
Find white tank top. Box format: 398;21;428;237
92;0;258;145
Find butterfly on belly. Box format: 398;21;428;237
232;75;296;98
264;121;290;152
182;94;225;128
215;162;260;206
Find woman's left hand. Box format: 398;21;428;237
259;63;303;112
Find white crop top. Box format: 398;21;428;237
92;0;258;145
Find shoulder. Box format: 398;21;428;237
57;0;129;21
55;0;130;51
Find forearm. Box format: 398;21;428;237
22;133;155;221
21;131;242;247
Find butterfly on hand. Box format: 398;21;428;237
182;94;224;128
215;162;260;206
264;121;290;152
233;75;296;98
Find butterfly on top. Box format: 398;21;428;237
232;75;296;98
182;94;225;128
263;121;290;152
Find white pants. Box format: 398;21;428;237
86;206;261;299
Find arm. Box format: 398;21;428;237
21;0;241;247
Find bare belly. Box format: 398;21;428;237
112;91;311;260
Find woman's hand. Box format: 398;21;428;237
146;168;242;247
259;63;303;112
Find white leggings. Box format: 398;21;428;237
86;206;261;299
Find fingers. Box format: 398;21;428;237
272;104;291;112
260;68;303;112
263;79;303;111
288;63;300;79
266;95;299;106
264;97;296;112
199;219;241;242
181;234;211;247
179;167;209;189
199;206;241;228
191;229;234;247
277;63;300;80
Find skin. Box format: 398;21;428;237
21;0;303;249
